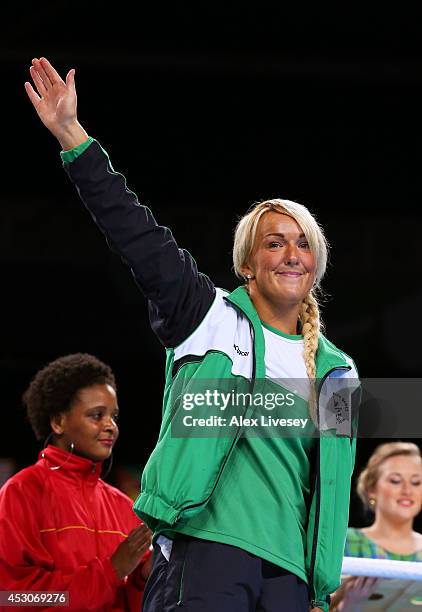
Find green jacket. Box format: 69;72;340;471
134;286;358;611
63;139;359;612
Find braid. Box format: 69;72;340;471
300;291;321;425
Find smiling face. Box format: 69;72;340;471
242;211;317;308
370;455;422;523
51;384;119;462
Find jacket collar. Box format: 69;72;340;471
38;444;103;481
225;286;261;325
225;286;266;377
225;286;350;377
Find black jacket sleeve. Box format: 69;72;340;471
63;140;216;348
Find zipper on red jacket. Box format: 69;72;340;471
82;476;100;556
173;320;257;523
309;365;351;606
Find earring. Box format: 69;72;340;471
369;498;376;508
41;439;75;471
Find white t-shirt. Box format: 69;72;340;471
262;322;310;401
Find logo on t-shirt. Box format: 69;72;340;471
234;344;249;356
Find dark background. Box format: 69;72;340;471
2;3;422;528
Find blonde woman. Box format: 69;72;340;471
331;442;422;611
25;57;359;612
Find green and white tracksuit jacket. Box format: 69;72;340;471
62;138;359;612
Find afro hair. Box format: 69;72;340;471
23;353;116;441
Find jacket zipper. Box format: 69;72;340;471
82;468;100;557
309;365;351;606
173;320;257;523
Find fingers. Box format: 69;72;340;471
129;523;152;538
365;577;379;591
350;575;378;593
132;530;151;546
134;531;152;551
356;576;370;590
24;81;41;107
343;576;366;592
127;524;152;554
66;69;76;90
28;57;74;99
29;65;47;98
129;537;150;557
39;57;64;85
137;540;151;556
31;58;52;90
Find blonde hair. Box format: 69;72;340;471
357;442;422;511
233;199;329;424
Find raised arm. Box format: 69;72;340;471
25;57;88;151
25;58;216;348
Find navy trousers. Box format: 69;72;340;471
142;535;310;611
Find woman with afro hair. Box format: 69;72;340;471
0;353;151;612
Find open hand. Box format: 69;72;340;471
111;523;152;580
330;575;379;611
25;57;88;150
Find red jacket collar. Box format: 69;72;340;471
38;444;103;481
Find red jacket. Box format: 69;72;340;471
0;445;150;611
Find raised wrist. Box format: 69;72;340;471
56;121;89;151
